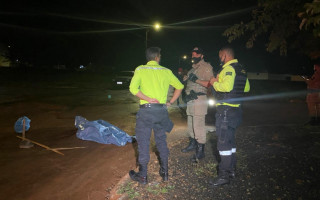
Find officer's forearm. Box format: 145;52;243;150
135;91;159;103
196;80;211;88
168;89;182;104
135;91;149;101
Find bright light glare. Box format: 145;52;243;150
183;55;187;59
208;99;215;106
154;23;161;30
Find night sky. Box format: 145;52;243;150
0;0;312;74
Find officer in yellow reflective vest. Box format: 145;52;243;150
129;47;184;184
209;46;250;187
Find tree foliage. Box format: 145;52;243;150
299;0;320;58
224;0;320;59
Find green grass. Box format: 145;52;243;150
146;184;175;195
193;161;217;176
118;182;140;199
118;181;175;199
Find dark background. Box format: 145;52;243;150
0;0;312;74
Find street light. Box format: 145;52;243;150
154;23;161;31
145;22;161;50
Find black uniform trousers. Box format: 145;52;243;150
215;105;242;173
135;105;173;177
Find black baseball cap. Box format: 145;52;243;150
191;47;204;54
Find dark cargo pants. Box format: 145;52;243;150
135;105;173;177
215;105;242;173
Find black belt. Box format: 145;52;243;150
140;103;166;108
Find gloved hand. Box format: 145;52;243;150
188;73;198;83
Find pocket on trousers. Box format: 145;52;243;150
218;126;228;144
194;96;208;115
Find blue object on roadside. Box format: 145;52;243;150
14;116;31;133
75;116;132;146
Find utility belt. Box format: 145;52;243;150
185;90;206;102
140;103;166;108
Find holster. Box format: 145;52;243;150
185;90;199;102
185;90;206;102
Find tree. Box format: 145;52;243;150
299;0;320;58
223;0;320;59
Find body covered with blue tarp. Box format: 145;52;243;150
75;116;132;146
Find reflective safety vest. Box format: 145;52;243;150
216;63;247;104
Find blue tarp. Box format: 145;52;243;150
14;116;31;133
75;116;132;146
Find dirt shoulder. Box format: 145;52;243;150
0;89;140;200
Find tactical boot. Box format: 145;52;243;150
129;170;148;184
159;167;168;181
191;143;205;163
129;165;148;185
181;137;197;153
159;160;168;181
209;171;230;187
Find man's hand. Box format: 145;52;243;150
183;75;188;81
188;73;198;82
210;75;218;85
135;91;159;103
149;98;160;103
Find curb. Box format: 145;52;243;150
109;173;131;200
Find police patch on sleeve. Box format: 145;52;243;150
226;72;232;76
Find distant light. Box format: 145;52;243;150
154;23;161;31
183;55;187;59
208;99;215;106
16;59;19;62
8;45;11;48
79;65;84;69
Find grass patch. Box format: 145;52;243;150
146;184;175;195
193;161;217;176
117;182;140;199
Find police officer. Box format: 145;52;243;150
209;46;250;187
129;47;184;184
181;47;213;162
